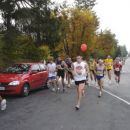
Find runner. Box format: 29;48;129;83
95;59;105;98
65;57;73;88
113;57;122;86
47;57;57;92
0;95;6;111
104;55;113;84
72;56;88;110
89;58;97;85
56;56;67;92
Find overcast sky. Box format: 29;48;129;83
54;0;130;51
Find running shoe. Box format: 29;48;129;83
98;91;102;98
1;99;7;111
52;88;56;92
75;105;80;110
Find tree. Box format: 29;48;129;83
96;30;118;58
0;0;32;32
120;45;128;57
15;0;61;47
55;8;99;58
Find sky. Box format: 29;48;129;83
54;0;130;52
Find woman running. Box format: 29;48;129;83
113;57;122;85
96;59;105;98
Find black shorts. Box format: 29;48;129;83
114;71;120;76
57;70;65;78
75;80;86;86
107;69;112;71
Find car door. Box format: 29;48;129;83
29;64;41;89
38;64;48;86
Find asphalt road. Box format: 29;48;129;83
0;58;130;130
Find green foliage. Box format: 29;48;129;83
39;45;51;60
56;8;99;58
117;45;128;57
0;0;122;66
96;30;118;58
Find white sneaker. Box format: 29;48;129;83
98;91;102;97
1;99;7;111
57;87;60;92
52;88;56;92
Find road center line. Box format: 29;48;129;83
94;86;130;106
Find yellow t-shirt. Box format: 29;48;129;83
105;58;113;70
89;61;96;70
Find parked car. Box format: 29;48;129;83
0;63;48;96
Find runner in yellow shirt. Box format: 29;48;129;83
104;55;113;84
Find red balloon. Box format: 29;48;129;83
80;43;87;52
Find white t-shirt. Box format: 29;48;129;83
47;63;56;77
96;64;105;76
73;61;87;81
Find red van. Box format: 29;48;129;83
0;63;48;96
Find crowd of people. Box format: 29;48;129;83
0;55;125;111
46;55;124;110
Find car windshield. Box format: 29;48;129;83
0;64;30;74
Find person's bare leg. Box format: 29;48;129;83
62;77;65;92
76;83;85;109
108;70;112;80
0;96;2;102
90;71;93;81
56;76;60;91
98;79;103;97
67;73;71;87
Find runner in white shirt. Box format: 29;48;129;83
72;56;88;110
47;58;57;92
95;59;105;97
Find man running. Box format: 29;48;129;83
56;57;67;92
72;56;88;110
47;57;57;92
104;55;113;84
113;57;122;86
95;59;105;97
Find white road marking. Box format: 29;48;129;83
94;86;130;106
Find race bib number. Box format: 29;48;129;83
115;68;120;71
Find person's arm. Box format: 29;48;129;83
85;62;89;74
71;63;75;76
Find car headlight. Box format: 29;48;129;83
8;81;20;86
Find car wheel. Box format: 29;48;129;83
21;83;30;97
